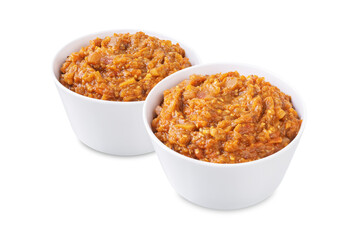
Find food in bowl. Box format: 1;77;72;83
60;31;192;101
152;71;302;164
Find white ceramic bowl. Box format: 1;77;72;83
143;63;306;210
53;29;199;156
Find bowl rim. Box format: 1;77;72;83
143;62;307;168
52;28;200;105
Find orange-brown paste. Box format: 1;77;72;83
152;72;302;164
60;32;191;101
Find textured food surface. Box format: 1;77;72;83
60;32;191;101
152;72;302;164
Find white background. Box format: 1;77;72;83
1;0;358;239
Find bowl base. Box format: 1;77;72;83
78;138;154;156
177;192;275;211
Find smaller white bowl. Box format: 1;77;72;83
143;63;306;210
53;29;199;156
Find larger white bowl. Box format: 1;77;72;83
53;29;199;156
143;63;306;210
